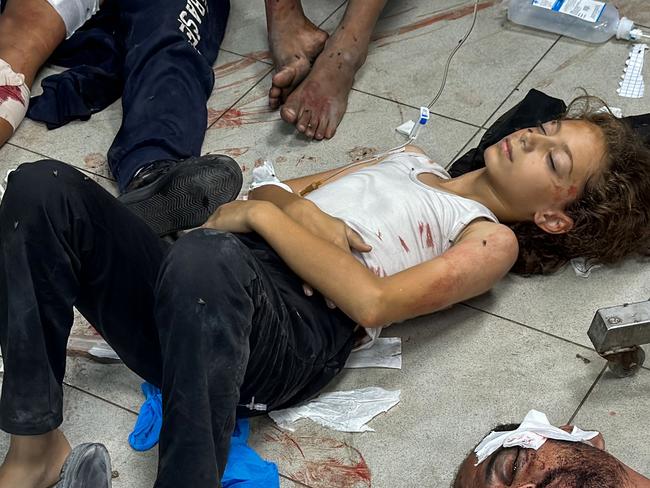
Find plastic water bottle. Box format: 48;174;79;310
507;0;648;43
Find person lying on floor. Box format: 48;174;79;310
453;410;650;488
1;96;650;488
0;0;238;236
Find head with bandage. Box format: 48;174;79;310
452;410;650;488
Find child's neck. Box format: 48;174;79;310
433;168;527;223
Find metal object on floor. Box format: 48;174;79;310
588;300;649;377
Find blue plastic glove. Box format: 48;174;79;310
129;383;279;487
128;382;163;451
223;419;279;488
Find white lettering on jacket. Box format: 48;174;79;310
178;0;208;48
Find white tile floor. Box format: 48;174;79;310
1;1;649;486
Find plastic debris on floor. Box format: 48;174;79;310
571;257;603;278
618;43;648;98
345;337;402;369
269;387;401;433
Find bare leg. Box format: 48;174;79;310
0;0;66;146
280;0;387;140
0;430;71;488
265;0;328;110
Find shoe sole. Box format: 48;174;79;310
53;443;112;488
118;156;243;236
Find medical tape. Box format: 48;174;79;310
474;409;600;465
0;59;30;131
249;160;294;193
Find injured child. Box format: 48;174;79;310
1;97;650;487
453;410;650;488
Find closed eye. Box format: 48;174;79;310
537;123;557;172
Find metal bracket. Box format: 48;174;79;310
588;300;649;377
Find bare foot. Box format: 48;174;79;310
266;1;328;109
281;31;367;140
0;430;71;488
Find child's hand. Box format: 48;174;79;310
202;200;270;233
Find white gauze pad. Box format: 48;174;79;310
0;60;30;131
249;160;293;193
47;0;101;38
474;409;600;465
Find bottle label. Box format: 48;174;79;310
531;0;606;23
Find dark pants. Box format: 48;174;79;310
107;0;230;191
0;161;355;487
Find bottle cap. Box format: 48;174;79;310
616;17;635;40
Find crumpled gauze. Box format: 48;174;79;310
474;409;600;465
269;387;401;433
345;337;402;369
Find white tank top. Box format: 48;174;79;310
305;151;498;347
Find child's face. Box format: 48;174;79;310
483;119;606;226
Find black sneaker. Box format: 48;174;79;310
54;443;112;487
118;155;243;236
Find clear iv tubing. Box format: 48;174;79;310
300;0;481;196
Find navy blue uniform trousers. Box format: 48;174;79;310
108;0;230;191
4;0;230;192
0;161;356;487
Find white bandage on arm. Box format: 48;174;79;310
0;60;30;132
249;160;294;193
47;0;101;38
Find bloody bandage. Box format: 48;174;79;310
0;60;30;132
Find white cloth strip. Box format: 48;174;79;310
47;0;101;38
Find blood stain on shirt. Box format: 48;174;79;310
370;266;386;277
398;236;410;252
418;221;435;249
0;85;25;106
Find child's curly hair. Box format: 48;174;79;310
510;96;650;275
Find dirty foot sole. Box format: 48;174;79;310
119;155;243;236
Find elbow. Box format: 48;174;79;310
354;286;386;329
356;311;382;329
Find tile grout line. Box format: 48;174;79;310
567;365;607;425
460;302;650;372
459;302;604;353
317;1;348;28
478;36;562;128
279;473;314;488
206;65;275;131
5;142;116;182
219;48;273;67
220;0;346;63
63;381;139;416
350;87;483;129
446;126;483;168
